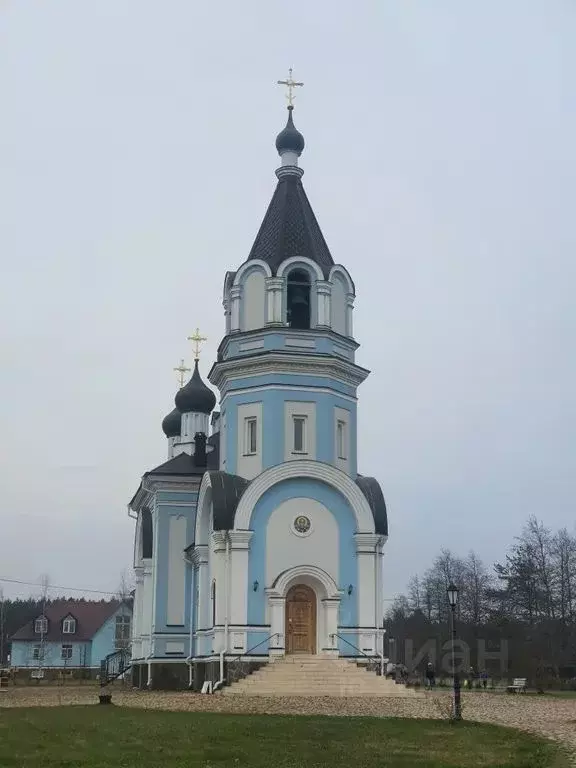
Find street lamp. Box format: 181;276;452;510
447;583;462;721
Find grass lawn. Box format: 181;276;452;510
0;707;568;768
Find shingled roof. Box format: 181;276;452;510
247;172;334;277
10;599;127;642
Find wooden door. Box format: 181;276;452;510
286;584;316;654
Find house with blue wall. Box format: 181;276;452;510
10;599;132;676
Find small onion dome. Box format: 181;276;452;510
161;407;182;438
275;106;305;157
174;360;216;414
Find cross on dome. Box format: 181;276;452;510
277;68;303;107
187;328;207;361
173;358;191;389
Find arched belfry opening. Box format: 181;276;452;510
286;269;311;329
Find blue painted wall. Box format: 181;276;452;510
91;605;133;667
223;388;358;477
246;477;358;633
10;640;90;668
153;490;198;634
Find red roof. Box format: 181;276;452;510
10;599;128;642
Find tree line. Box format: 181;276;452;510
386;516;576;685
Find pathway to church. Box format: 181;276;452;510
2;687;576;762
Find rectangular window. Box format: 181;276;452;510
292;416;307;453
245;417;257;455
62;618;76;634
336;420;347;459
32;645;42;660
115;614;131;649
61;644;73;660
34;618;47;635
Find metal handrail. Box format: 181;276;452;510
329;632;383;674
229;632;281;664
226;632;281;684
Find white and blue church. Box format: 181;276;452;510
128;102;389;690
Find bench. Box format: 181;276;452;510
507;677;527;693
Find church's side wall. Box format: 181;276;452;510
220;385;358;478
150;490;198;661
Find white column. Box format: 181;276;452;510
191;546;209;630
322;598;340;656
223;297;231;334
211;532;228;652
132;568;144;658
268;596;286;657
346;293;355;337
230;285;242;332
355;533;382;653
316;281;332;328
228;531;253;626
265;277;284;325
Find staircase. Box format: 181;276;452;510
221;655;420;697
100;648;131;687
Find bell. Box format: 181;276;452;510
290;287;308;306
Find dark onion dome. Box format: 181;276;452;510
275;106;305;157
161;407;181;438
174;360;217;414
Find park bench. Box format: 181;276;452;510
507;677;527;693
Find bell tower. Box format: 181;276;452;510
209;94;369;482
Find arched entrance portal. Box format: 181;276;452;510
285;584;316;654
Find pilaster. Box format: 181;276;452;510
230;285;242;332
316;281;332;328
265;277;284;325
355;534;382;634
190;545;209;630
268;595;286;656
346;293;355;337
228;531;254;626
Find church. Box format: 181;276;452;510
128;82;389;691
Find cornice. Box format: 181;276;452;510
188;545;208;566
143;477;202;495
227;530;254;549
355;533;385;553
210;351;369;391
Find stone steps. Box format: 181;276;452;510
222;655;419;698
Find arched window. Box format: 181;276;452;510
211;580;216;627
286;269;311;329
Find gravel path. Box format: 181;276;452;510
1;687;575;762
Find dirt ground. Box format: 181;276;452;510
1;686;575;763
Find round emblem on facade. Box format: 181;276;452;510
294;515;311;534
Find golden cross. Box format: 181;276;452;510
187;328;207;361
277;68;304;107
173;358;191;388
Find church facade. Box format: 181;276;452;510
128;102;388;690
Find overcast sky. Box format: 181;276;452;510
1;1;574;603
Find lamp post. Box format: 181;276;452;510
447;583;462;721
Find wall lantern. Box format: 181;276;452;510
347;584;354;596
253;580;259;592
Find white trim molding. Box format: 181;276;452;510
276;256;324;282
328;265;355;296
267;564;341;600
234;460;375;533
232;259;272;286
